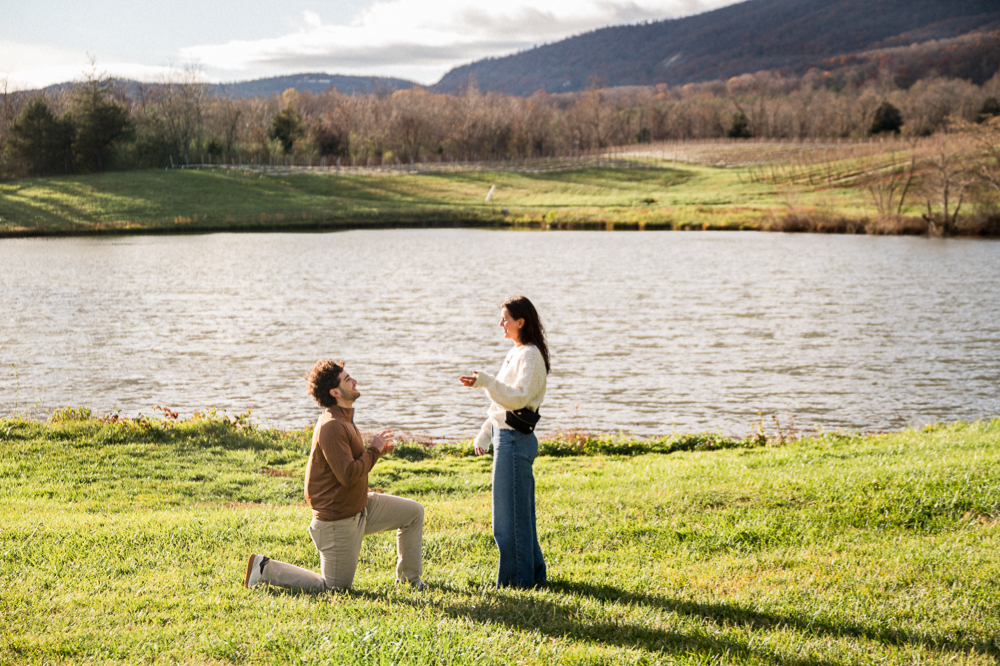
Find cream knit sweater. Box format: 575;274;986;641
472;343;547;451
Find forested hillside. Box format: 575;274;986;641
433;0;1000;95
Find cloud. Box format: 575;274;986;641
178;0;740;84
244;40;526;71
0;39;203;90
447;1;693;39
0;40;85;89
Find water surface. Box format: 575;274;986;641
1;230;997;439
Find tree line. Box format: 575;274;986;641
2;66;999;178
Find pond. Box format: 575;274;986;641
1;229;998;440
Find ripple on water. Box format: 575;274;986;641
1;230;998;437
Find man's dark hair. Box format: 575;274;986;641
305;359;345;408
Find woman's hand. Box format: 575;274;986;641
474;443;488;456
370;429;396;453
459;372;478;387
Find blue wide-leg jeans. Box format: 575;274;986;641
491;426;546;588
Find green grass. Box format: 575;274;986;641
0;163;877;237
2;413;999;664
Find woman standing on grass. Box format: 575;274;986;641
459;295;550;588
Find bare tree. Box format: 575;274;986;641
956;116;1000;196
865;145;917;220
514;93;559;156
205;95;243;154
568;84;612;150
900;78;980;135
152;67;206;164
920;132;975;234
0;77;12;161
644;86;674;141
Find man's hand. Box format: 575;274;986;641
459;372;478;387
370;429;396;453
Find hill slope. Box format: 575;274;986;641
37;72;417;99
209;72;416;97
432;0;1000;95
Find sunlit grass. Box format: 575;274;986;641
0;162;878;236
2;413;999;664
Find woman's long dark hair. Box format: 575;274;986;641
503;295;550;374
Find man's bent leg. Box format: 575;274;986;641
259;557;326;591
363;493;424;584
310;514;365;590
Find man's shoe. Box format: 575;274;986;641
244;553;269;588
396;579;428;591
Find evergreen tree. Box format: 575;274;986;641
269;104;304;153
869;102;903;135
313;119;348;156
67;71;134;171
726;111;752;139
978;96;1000;123
3;98;75;176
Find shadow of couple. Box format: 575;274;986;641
321;578;996;663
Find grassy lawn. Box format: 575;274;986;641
0;163;876;237
2;414;999;664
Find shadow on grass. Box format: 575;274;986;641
512;167;691;189
327;584;829;665
282;172;499;211
546;580;999;658
269;577;999;661
420;167;692;196
0;183;84;230
0;171;503;237
443;589;835;664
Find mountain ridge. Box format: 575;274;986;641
35;72;417;99
431;0;1000;94
25;0;1000;100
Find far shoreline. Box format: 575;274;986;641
4;218;997;241
3;166;998;240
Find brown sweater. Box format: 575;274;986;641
304;404;383;522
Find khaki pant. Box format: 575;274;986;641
260;493;423;591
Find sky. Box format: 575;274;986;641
1;0;745;91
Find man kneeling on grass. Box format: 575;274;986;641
244;359;425;591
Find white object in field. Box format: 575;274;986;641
485;185;495;202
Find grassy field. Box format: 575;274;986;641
0;157;880;237
2;412;999;664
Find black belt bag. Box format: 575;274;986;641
505;407;541;434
